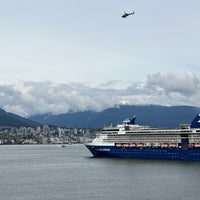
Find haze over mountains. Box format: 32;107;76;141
1;105;200;128
1;74;199;118
29;105;200;128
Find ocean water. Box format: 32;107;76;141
0;145;200;200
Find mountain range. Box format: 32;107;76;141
0;108;40;128
1;105;200;129
29;105;200;128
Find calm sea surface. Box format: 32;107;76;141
1;144;200;200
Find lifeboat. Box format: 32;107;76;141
168;143;177;148
115;143;122;147
194;143;200;148
123;143;130;148
161;143;168;148
136;143;144;147
129;143;136;147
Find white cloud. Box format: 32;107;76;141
0;72;200;117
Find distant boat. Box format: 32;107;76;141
61;144;66;147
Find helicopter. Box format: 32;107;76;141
122;11;135;18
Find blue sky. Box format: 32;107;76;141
0;0;200;116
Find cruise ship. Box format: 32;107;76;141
85;114;200;161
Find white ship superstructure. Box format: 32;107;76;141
85;114;200;160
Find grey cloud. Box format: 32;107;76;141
146;72;200;96
0;73;199;117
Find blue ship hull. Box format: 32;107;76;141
85;145;200;161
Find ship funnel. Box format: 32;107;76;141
127;115;136;125
191;114;200;128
